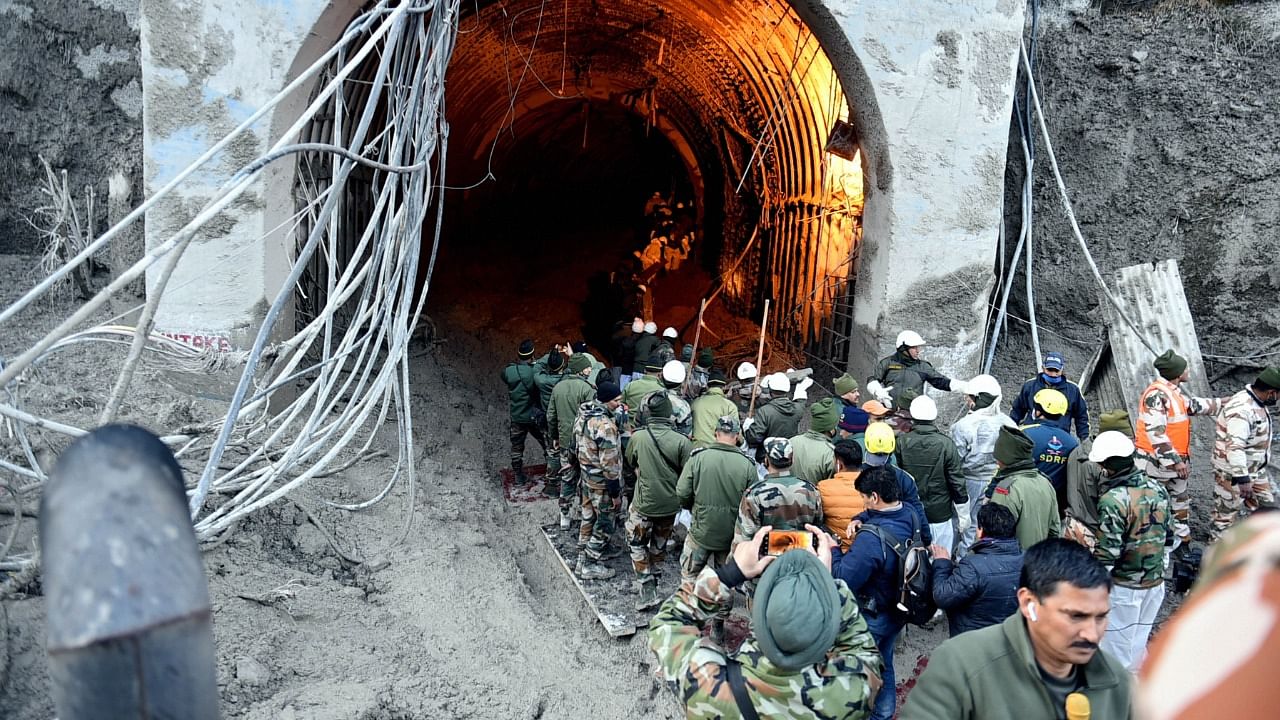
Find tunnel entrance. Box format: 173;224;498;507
294;0;868;375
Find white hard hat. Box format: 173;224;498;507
737;361;757;381
631;318;644;333
1088;431;1136;463
662;326;678;339
643;321;657;334
766;372;791;393
967;374;1002;397
909;395;938;422
896;330;926;348
661;360;687;384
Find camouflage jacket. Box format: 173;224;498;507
682;364;709;402
655;340;677;366
1211;386;1274;481
1094;466;1173;588
635;388;694;438
648;565;882;720
574;400;622;491
548;375;595;447
689;389;739;448
725;379;760;416
1135;377;1222;477
734;473;823;546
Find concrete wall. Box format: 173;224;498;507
138;0;1025;370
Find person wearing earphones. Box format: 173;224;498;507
901;539;1131;720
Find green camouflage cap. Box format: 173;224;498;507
764;436;794;467
716;414;741;434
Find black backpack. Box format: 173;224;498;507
858;512;937;626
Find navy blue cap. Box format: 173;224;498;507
1043;352;1065;370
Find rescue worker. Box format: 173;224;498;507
681;348;713;401
621;354;664;420
866;330;968;406
895;395;967;554
901;540;1131;720
1021;388;1080;512
743;374;802;462
951;374;1015;557
1010;351;1090;437
859;422;931;542
675;415;756;644
624;392;693;610
572;379;625;580
1089;430;1173;673
727;361;758;416
614;318;642;388
632;321;659;376
532;349;567;495
655;327;679;365
833;372;861;413
733;438;823;547
649;526;883;719
634;361;693;437
501;339;545;486
1209;366;1279;541
1135;349;1224;547
987;425;1060;550
930;503;1023;638
689;370;738;448
548;353;596;529
1062;410;1133;550
789;398;839;485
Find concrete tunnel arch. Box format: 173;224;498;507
270;0;891;370
145;1;1026;381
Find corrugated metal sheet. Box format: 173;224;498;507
1080;259;1209;408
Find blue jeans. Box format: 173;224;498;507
865;611;904;720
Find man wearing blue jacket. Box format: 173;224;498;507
1011;352;1090;438
832;465;924;720
930;503;1023;637
862;421;931;544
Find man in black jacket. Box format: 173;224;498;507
930;503;1023;637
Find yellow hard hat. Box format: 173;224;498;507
864;421;897;455
1033;388;1069;416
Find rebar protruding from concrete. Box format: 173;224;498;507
41;424;219;720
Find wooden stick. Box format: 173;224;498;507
682;298;707;396
746;299;771;418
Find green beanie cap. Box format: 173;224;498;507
752;550;840;672
993;425;1034;466
646;391;672;419
833;373;859;396
567;354;592;374
1098;409;1133;437
810;398;838;434
1153;349;1188;381
1256;366;1280;391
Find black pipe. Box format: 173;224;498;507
41;424;219;720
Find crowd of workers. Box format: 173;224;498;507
501;323;1279;719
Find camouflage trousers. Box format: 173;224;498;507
1210;470;1277;542
1146;469;1191;543
1060;515;1098;552
579;478;618;560
626;507;674;581
679;536;731;620
508;421;545;474
557;448;579;513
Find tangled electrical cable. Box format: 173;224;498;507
0;0;460;581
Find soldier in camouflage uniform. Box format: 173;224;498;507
681;348;714;401
1090;431;1173;673
726;361;759;417
734;437;823;548
532;350;566;495
633;360;693;437
501;339;546;485
1209;367;1279;542
573;379;625;580
624;392;693;609
648;526;883;720
655;327;679;365
548;354;597;529
1134;349;1225;546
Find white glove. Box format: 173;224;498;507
954;502;971;536
866;380;893;405
793;377;815;401
742;417;756;433
950;379;970;395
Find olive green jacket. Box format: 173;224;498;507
625;418;693;517
676;443;757;552
789;430;836;485
547;375;595;447
988;461;1061;550
690;388;739;448
895;422;966;523
900;613;1132;720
